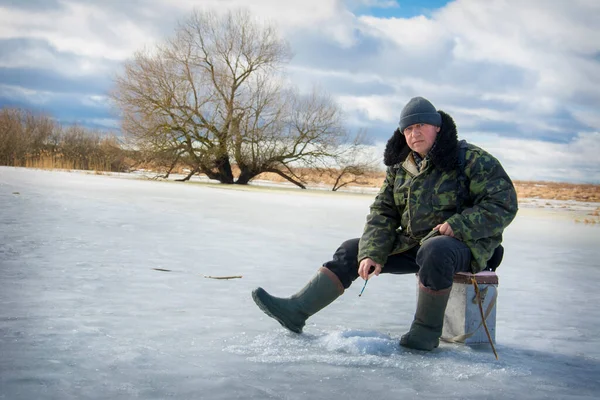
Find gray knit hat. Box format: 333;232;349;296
399;96;441;133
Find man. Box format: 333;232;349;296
252;96;518;351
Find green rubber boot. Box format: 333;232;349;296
252;267;344;333
400;284;451;351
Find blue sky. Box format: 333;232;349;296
354;0;452;18
0;0;599;182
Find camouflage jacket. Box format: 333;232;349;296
357;111;518;273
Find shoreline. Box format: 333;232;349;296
3;166;600;220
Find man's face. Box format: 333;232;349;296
403;123;440;156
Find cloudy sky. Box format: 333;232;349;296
1;0;599;183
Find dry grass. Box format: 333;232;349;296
255;167;385;187
25;155;115;172
513;181;600;203
258;170;600;203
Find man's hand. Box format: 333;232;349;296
434;222;454;237
358;258;382;280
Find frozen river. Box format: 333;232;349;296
1;167;599;399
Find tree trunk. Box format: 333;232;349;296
332;174;343;191
236;166;259;185
215;155;234;184
159;155;181;179
175;165;199;181
266;169;307;189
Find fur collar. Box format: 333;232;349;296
383;110;459;172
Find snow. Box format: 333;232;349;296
1;166;599;400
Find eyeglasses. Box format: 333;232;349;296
403;123;425;136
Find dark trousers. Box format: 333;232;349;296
323;236;472;291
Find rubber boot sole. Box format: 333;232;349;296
252;287;304;334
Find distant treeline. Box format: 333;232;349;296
0;106;381;191
0;108;132;172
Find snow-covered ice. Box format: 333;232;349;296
1;167;599;399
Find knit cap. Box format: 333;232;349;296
399;97;441;133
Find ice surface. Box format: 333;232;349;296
1;167;599;399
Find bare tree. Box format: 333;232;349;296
0;108;23;166
0;106;133;172
329;151;381;192
0;108;56;166
309;129;381;191
112;9;364;187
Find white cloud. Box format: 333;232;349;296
572;109;600;128
437;0;600;104
166;0;359;46
0;2;158;61
288;65;385;83
337;94;402;122
0;38;115;78
461;131;600;183
358;14;450;54
0;83;52;105
81;95;110;108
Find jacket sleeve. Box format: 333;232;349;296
357;167;401;266
445;149;518;242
